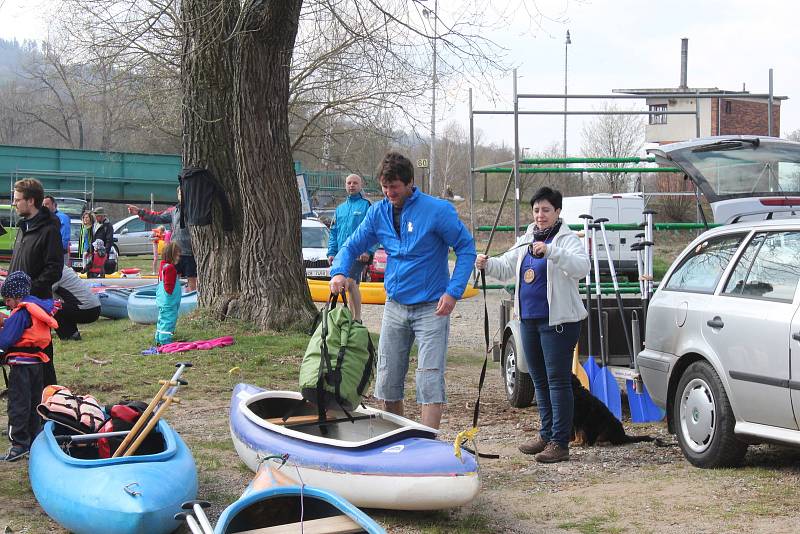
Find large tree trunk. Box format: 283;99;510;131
181;0;244;315
231;0;316;330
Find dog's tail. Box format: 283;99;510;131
623;434;656;443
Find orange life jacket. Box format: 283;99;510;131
5;301;58;363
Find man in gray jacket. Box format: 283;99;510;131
126;187;196;291
52;265;101;341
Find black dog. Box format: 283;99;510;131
571;375;654;446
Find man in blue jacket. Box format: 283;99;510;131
44;196;71;265
327;174;373;321
330;152;476;429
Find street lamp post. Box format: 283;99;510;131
563;29;571;161
423;1;438;196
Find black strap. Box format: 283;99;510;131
356;335;376;396
7;345;46;354
472;269;490;430
1;365;7;388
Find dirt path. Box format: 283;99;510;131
352;290;800;533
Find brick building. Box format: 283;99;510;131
613;39;786;144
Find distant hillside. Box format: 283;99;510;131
0;38;37;82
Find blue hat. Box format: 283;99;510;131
1;271;32;299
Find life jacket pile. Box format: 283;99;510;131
37;385;105;435
97;400;157;458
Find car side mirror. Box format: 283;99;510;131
120;228;129;234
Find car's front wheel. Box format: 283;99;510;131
502;333;534;408
673;360;747;468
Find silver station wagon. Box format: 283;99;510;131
640;136;800;467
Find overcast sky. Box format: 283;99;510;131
1;0;798;156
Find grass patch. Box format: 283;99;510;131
558;511;623;534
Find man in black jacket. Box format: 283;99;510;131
8;178;64;386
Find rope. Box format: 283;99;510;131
453;269;499;461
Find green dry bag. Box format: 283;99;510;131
299;292;375;412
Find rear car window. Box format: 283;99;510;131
723;231;800;302
663;233;746;294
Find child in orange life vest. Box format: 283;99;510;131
151;225;166;275
0;271;58;462
155;242;182;345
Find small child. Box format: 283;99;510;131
155;242;182;345
87;239;106;279
151;225;165;275
0;271;58;462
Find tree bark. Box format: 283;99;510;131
231;0;316;330
181;0;244;315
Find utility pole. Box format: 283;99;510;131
424;1;438;196
563;29;571;161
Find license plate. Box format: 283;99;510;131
307;268;330;277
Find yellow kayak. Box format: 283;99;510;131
307;278;479;304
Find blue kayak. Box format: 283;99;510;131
127;286;198;324
212;467;386;534
95;286;139;319
229;383;480;510
30;420;198;534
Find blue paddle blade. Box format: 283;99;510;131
591;368;622;421
583;356;601;390
626;380;665;423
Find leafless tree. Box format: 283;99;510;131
46;0;550;330
580;103;645;193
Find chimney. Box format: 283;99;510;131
679;38;688;90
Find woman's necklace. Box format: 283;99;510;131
524;221;559;284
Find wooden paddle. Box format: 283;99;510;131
114;362;191;457
572;344;590;390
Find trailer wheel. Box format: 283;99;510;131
502;333;534;408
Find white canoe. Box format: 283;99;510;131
229;383;480;511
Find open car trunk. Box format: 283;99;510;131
648;136;800;224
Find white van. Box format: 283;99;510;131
560;193;644;278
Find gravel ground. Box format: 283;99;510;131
350;274;800;533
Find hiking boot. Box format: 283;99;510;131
3;446;29;462
535;442;569;464
518;435;548;455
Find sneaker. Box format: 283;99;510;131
518;435;548;455
3;446;29;462
534;442;569;464
69;332;82;341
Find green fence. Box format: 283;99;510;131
0;144;378;203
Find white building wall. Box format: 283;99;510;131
644;97;713;143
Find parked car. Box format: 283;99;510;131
303;218;331;279
113;215;171;256
638;219;800;468
366;247;386;282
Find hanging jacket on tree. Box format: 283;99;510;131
179;167;234;230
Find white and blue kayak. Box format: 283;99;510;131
30;420;198;534
127;286;198;324
203;462;385;533
229;383;480;511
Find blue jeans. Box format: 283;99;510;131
375;300;449;404
520;318;581;447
